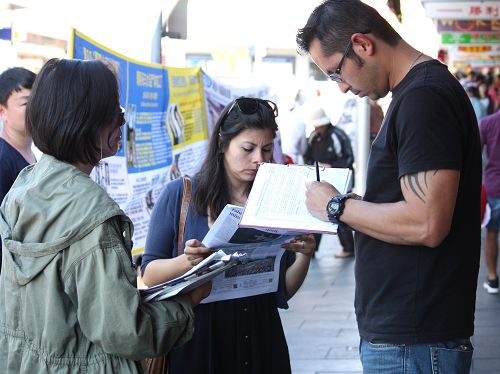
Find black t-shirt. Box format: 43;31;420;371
0;138;30;269
355;60;482;344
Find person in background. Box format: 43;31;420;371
141;96;315;374
369;98;384;143
0;67;36;272
478;80;494;116
466;84;487;122
479;110;500;294
489;74;499;113
303;104;355;258
297;0;481;372
279;89;308;164
0;58;210;373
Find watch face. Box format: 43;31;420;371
327;201;340;215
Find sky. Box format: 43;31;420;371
1;0;441;62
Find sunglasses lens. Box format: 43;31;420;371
236;98;259;115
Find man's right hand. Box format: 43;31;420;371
305;181;339;221
187;281;212;307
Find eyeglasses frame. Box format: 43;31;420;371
327;31;371;83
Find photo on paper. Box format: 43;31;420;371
167;103;185;145
229;228;282;244
225;256;276;278
126;103;137;167
92;161;110;192
169;153;182;181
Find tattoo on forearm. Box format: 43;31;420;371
402;170;438;203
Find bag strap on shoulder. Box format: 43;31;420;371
177;176;192;256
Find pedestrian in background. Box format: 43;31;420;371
278;89;308;164
303;104;355;258
369;98;384;143
0;58;209;373
0;67;36;272
466;84;487;122
480;110;500;294
141;97;315;374
298;0;481;372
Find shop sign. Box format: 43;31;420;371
424;2;500;20
449;44;499;55
441;32;500;44
437;19;500;32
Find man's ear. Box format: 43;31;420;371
0;104;6;120
352;33;375;56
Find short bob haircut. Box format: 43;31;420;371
26;58;120;166
193;97;278;221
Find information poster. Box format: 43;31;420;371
71;29;208;253
70;30;277;254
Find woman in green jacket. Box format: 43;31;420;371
0;58;209;373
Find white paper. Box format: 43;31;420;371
200;204;297;303
240;163;352;234
140;250;244;302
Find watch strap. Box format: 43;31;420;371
327;194;350;224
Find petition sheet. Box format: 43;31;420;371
241;163;351;233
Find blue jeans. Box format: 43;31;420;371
359;338;473;374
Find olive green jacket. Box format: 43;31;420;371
0;155;194;373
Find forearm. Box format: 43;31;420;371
285;253;311;299
141;256;189;287
341;199;448;247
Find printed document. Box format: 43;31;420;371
200;204;298;303
240;163;352;234
140;250;245;302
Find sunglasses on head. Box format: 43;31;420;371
219;97;278;126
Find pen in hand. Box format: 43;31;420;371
315;161;320;182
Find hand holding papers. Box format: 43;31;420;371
240;163;352;234
140;250;245;302
200;204;296;304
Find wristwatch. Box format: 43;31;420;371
326;194;350;225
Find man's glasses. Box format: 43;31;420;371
220;97;278;125
328;40;352;83
328;31;371;83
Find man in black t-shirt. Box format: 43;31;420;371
0;67;37;271
297;1;481;373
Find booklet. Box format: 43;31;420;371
239;163;352;234
140;250;245;302
199;204;298;304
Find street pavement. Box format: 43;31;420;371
280;233;500;374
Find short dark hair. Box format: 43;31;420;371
193;97;278;220
297;0;401;58
0;67;36;106
26;58;120;166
